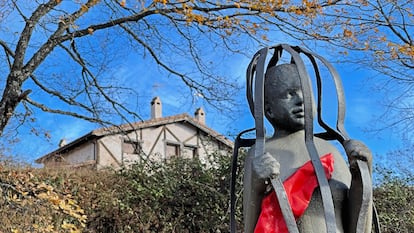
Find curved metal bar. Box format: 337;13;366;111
348;160;373;233
246;51;262;116
373;204;382;233
298;47;349;141
253;47;268;151
267;46;283;71
246;45;300;233
270;177;300;233
281;44;337;233
355;161;373;233
298;46;374;233
243;44;375;233
230;128;255;233
300;51;341;141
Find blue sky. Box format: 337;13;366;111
5;45;402;167
0;3;404;167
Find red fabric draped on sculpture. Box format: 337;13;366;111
254;153;335;233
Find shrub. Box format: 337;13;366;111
374;169;414;233
0;166;87;232
116;153;244;232
0;152;245;232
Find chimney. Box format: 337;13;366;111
194;107;205;124
151;96;162;119
59;138;67;147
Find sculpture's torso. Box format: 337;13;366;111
243;130;352;233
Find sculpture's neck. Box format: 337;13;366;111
271;128;305;140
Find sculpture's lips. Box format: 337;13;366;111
292;108;304;117
292;108;303;114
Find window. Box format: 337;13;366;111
123;140;141;154
166;143;180;159
183;146;198;159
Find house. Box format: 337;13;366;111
35;97;234;169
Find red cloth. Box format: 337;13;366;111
254;153;334;233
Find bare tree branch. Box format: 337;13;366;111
25;97;113;125
2;0;410;142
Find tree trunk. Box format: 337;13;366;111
0;70;26;135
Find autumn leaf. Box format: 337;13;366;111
343;29;353;37
61;222;79;232
81;5;89;13
36;192;49;199
120;0;126;8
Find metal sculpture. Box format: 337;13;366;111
230;44;380;233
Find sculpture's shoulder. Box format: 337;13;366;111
313;136;352;188
314;137;343;157
263;131;342;159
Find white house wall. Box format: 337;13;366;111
96;135;123;169
129;126;163;161
62;142;95;165
198;134;227;164
125;121;226;163
44;119;232;169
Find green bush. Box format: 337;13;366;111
0;166;88;232
115;153;244;232
0;152;245;232
10;149;414;233
374;169;414;233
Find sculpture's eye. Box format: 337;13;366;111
286;89;299;99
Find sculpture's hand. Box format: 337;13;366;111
253;152;280;179
344;139;372;171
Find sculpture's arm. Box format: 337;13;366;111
343;139;373;173
344;139;373;233
243;152;280;233
253;152;281;179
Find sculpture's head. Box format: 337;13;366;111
264;63;305;134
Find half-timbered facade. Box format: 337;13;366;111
35;97;233;169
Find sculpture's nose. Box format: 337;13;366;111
294;90;303;106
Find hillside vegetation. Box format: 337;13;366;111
0;154;412;232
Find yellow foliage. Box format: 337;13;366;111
343;29;353;37
0;168;87;232
358;0;368;6
193;14;205;24
80;5;89;13
303;0;316;8
35;192;50;200
61;222;81;233
387;42;396;47
363;41;369;50
289;6;303;15
37;182;54;192
397;44;414;58
120;0;126;8
154;0;168;4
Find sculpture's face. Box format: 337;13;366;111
265;65;305;132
